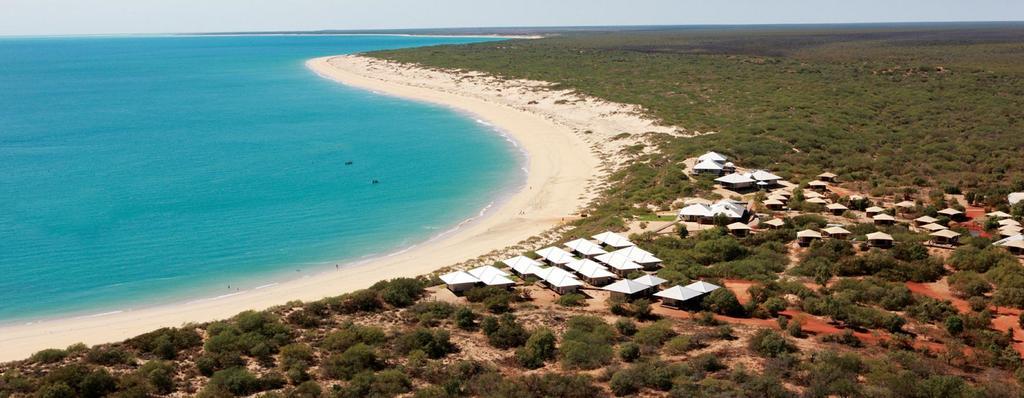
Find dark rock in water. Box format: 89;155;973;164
345;161;353;165
372;179;379;184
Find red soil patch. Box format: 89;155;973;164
724;279;755;305
906;280;971;313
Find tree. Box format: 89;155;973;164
515;329;557;369
677;224;689;239
703;289;744;316
945;315;964;336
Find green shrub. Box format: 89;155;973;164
560;316;615;369
615;318;638;336
395;328;455;359
481;314;529;349
664;335;701;354
321;322;386;352
633;321;676;352
321;343;382;380
84;346;134;366
374;277;426;307
557;293;587;307
619;342;641;362
515;328;558;369
703;289;744;316
454;307;478;330
749;329;797;358
279;343;314;384
204;367;283;396
30;348;68;364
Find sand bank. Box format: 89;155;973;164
0;54;674;362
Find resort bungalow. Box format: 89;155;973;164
873;213;897;226
564;238;607;258
826;203;849;215
612;246;663;270
797;229;823;246
808;180;829;192
1001;226;1024;238
763;198;786;211
440;271;481;294
716;172;756;190
999;219;1022;228
654;285;704;308
592;231;635;249
803;191;825;201
633;274;668;291
817;172;838;183
921;223;948;232
685;280;722;295
727;222;752;237
866;231;894;248
895;201;916;212
698;151;728;164
677;200;748;224
806;197;829;206
988;211;1013;219
535;267;583;295
565;258;616;286
865;206;886;218
938;208;965;221
603;279;653;300
535;246;577;267
1010;192;1024;206
595;252;645;276
761;218;786;230
749;170;784;188
692;159;725;176
503;255;545;277
915;215;940;227
722;162;737;174
467;265;516;289
930;229;961;246
1001;239;1024;255
823;226;852;240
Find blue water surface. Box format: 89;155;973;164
0;35;520;322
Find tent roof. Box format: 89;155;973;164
803;191;824;199
938;208;963;216
684;281;721;294
535;246;576;264
865;206;886;213
823;226;851;235
763;199;785;206
987;211;1012;219
826;203;848;210
564;238;608;256
915;215;939;223
998;219;1021;227
468;265;509;279
727;222;751;230
750;169;782;182
698;151;728;163
763;218;786;227
808;180;829;187
633;274;668;286
440;271;480;285
535;267;583;288
592;231;635;248
693;158;724;171
866;232;894;241
818;172;838;178
806;197;829;204
571;260;615;279
612;246;662;264
654;286;704;301
930;229;961;238
921;223;948;231
797;229;823;238
895;200;916;208
595;252;644;271
873;214;896;221
503;256;544;275
602;279;651;294
716;173;756;185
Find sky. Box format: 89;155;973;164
2;0;1024;36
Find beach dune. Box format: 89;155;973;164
0;55;601;362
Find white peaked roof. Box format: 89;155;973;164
1009;192;1024;205
602;279;651;295
750;170;782;182
1003;239;1024;250
921;223;948;232
440;271;479;285
866;231;893;241
468;265;514;286
995;234;1024;246
727;222;751;230
564;238;608;256
716;173;756;185
895;201;916;208
679;200;748;219
612;246;662;265
797;229;822;239
693;158;724;171
592;231;635;248
930;229;961;239
806;197;829;205
987;211;1012;219
569;259;615;279
535;267;583;288
873;214;896;222
679;203;714;218
808;180;829;187
768;194;788;202
803;191;824;199
818;172;838;178
685;281;721;294
633;274;668;287
823;226;851;235
698;151;728;163
826;203;848;210
1000;226;1024;235
849;195;864;201
998;219;1021;227
938;208;963;216
503;255;544;275
655;286;704;301
535;246;576;265
915;215;939;224
865;206;885;213
595;252;644;272
763;199;785;206
762;218;786;227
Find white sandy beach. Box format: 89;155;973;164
0;54;676;362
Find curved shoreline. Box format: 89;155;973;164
0;55;600;362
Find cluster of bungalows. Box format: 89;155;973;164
440;231;668;296
989;211;1023;238
691;151;734;176
795;227;893;248
715;169;784;191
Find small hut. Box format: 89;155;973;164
763;198;786;211
564;238;608;259
808;180;829;192
592;231;635;249
761;218;786;230
817;172;838;183
895;201;916;212
987;211;1012;219
595;252;644;276
826;203;848;215
938;208;965;221
866;231;894;248
566;258;616;286
930;229;961;246
998;219;1021;227
865;206;886;217
797;229;823;246
439;271;481;294
920;223;948;232
503;255;545;277
603;279;652;300
823;226;851;240
1003;240;1024;255
633;274;668;292
535;267;583;295
727;222;752;237
653;285;704;308
873;213;896;226
915;215;939;227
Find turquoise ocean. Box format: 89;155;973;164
0;35;521;322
